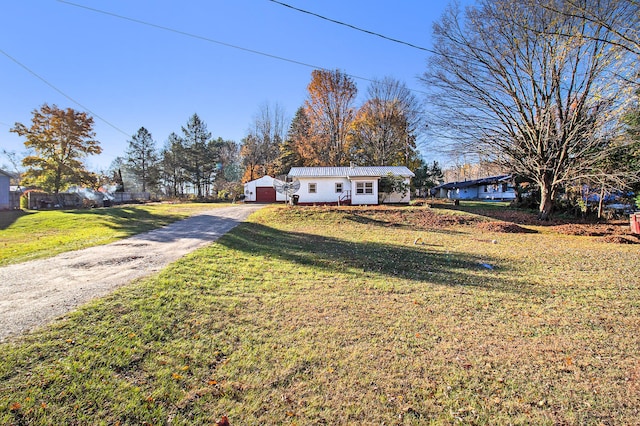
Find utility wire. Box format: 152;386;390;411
0;47;130;137
268;0;435;54
56;0;429;95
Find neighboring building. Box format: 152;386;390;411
243;175;286;203
433;175;516;201
287;166;414;205
0;169;12;209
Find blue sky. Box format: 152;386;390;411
1;0;460;171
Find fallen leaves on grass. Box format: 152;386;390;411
216;415;230;426
598;235;639;244
476;221;536;233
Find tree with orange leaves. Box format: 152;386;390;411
11;103;102;193
304;69;357;166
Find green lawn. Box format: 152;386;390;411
1;205;638;424
0;203;228;266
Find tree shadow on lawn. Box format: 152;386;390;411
0;210;34;230
219;222;540;296
344;210;472;236
66;207;187;236
434;203;565;227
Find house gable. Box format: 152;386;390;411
243;175;286;202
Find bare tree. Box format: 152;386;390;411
350;77;423;167
254;102;287;174
422;0;637;219
240;102;287;181
539;0;640;57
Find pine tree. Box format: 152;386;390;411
125;127;159;192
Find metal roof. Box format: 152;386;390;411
288;166;414;178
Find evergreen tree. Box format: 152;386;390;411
413;161;444;197
274;106;307;174
160;133;187;197
125;127;159;192
181;113;218;197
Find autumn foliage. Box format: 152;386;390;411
11;103;102;193
240;70;423;179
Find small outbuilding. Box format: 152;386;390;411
243;175;286;203
0;169;13;210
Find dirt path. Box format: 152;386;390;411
0;204;264;342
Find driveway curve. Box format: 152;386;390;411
0;204;264;342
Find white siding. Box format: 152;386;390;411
287;166;414;205
296;177;350;204
477;184;516;200
243;176;286;202
350;178;378;205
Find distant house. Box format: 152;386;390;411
0;169;12;209
287;166;414;205
433;175;516;201
243;175;286;203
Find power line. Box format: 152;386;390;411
56;0;429;95
268;0;436;54
0;47;130;137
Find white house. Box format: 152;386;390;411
433;175;516;201
243;175;286;202
0;169;12;210
287;166;414;205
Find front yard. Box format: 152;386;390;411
1;204;638;424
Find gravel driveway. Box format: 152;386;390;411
0;204;264;343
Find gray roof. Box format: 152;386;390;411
288;166;414;178
0;169;15;178
434;174;511;190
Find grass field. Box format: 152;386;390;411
0;203;228;266
1;204;639;424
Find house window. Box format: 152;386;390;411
356;182;373;194
308;183;317;193
335;182;343;193
365;182;373;194
501;183;508;192
484;185;489;192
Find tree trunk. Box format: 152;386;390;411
538;176;554;221
597;187;605;219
